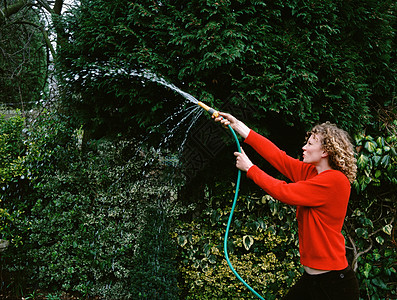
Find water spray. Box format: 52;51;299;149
197;101;265;300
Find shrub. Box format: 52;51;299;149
0;111;28;248
1;110;182;299
344;120;397;299
174;191;301;299
57;0;395;139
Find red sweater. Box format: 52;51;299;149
245;130;350;270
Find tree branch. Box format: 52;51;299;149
345;216;395;272
348;234;373;272
14;20;56;58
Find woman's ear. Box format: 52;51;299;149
321;151;329;158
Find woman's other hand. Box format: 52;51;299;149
234;148;254;172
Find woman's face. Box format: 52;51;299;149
302;134;327;165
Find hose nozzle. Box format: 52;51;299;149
198;101;219;118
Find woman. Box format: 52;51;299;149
214;112;359;300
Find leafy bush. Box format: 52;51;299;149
0;111;25;184
174;189;301;300
131;205;180;299
0;111;28;247
57;0;395;139
344;121;397;299
1;110;182;299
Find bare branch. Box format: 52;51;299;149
369;217;395;238
350;237;373;272
13;20;56;58
345;216;395;272
346;232;358;271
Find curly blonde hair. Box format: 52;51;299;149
308;122;357;183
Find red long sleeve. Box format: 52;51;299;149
244;130;351;270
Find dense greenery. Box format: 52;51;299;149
1;110;395;299
0;1;48;108
0;111;181;299
57;0;395;139
347;124;397;298
175;190;301;299
0;112;26;246
1;0;396;299
54;2;396;297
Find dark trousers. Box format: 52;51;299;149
283;265;359;300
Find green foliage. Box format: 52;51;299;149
354;126;397;192
0;111;25;185
174;190;301;299
131;205;180;299
1;110;182;298
358;248;396;300
57;0;395;139
0;4;47;108
2;1;396;298
344;123;397;299
1;110;83;295
0;111;27;246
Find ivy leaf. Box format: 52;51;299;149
177;235;188;247
357;154;369;169
374;252;381;261
364;141;377;153
355;227;368;238
372;155;381;166
381;155;390;167
361;217;373;228
364;263;372;278
242;235;254;250
372;277;388;289
376;136;385;147
382;224;392;236
376;236;384;245
385;249;394;257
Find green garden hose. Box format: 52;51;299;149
198;101;264;300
